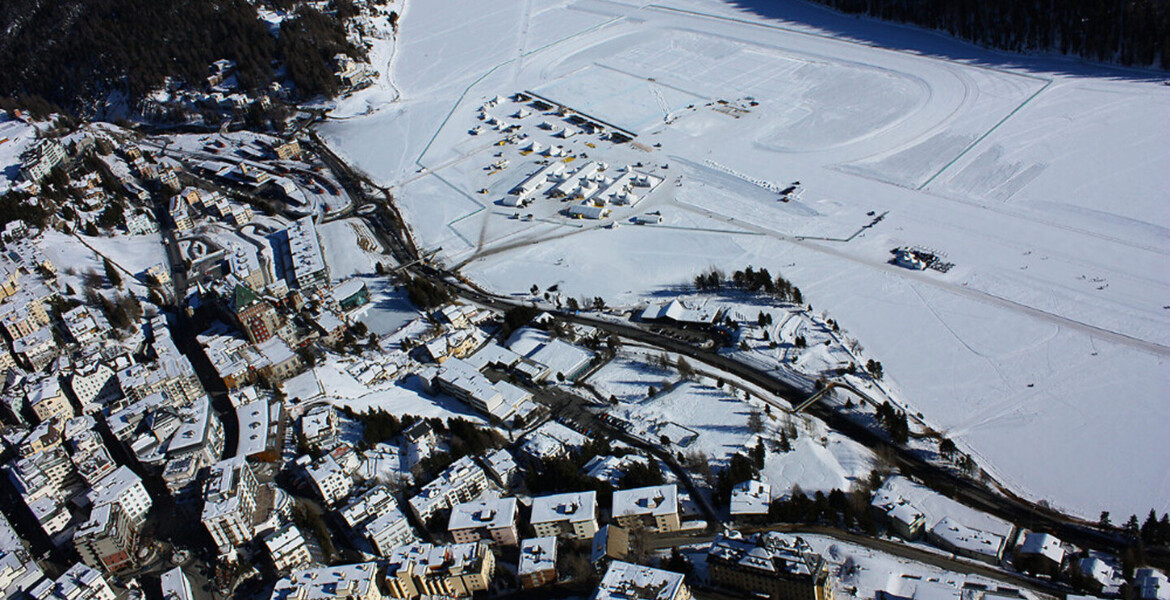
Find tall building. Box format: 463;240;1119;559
202;457;260;553
74;503;139;575
408;456;488;524
384;542;495;599
232;284;282;344
707;531;833;600
88;466;153;527
265;524;312;574
285;217;329;290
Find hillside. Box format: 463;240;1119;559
0;0;361;117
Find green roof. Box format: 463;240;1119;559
233;284;260;310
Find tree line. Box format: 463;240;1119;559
693;265;804;304
805;0;1169;69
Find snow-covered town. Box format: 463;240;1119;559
0;0;1166;599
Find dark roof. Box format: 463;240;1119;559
233;284;260;311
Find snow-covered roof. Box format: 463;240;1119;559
612;484;678;519
730;479;771;516
583;454;647;485
88;465;144;510
448;496;517;532
595;560;687;600
519;536;557;575
235;399;274;458
332;279;367;303
873;476;1012;536
285;216;327;285
1136;568;1170;600
531;491;597;526
1079;556;1124;591
160;566;194;600
708;531;824;578
1019;532;1065;564
521;421;588;460
929;517;1005;558
483;448;520;481
270;562;379;600
639;298;719;325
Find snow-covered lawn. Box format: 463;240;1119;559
0;116;38;191
318;0;1170;518
319;218;384;281
589;352;676;403
607;380;756;467
760;420;875;500
40;230;168;297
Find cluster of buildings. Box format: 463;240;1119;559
472;92;663;221
504;159;663;221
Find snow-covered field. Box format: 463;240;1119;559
0;115;38;191
318;0;1170;518
40;230;168;297
760;418;875;501
319;218;384;281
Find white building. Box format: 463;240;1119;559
596;561;690;600
265;524;312;574
202;457;260;553
730;480;771;518
340;485;418;556
68;362;121;412
269;562;382;600
530;491;599;541
304;453;354;506
300;405;337;448
928;516;1008;565
27;562;116;600
285;216;329;289
1136;568;1170;600
160;566;195;600
408;456;489;523
433;357;531;421
88;465;152;526
19;139;66;183
611;484;680;533
482;448;521;488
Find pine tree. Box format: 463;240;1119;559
103;259;122;289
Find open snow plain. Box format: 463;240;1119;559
320;0;1170;518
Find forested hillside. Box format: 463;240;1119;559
0;0;361;116
806;0;1169;69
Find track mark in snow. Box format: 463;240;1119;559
918;78;1053;190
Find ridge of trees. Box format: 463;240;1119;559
805;0;1169;69
0;0;363;117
